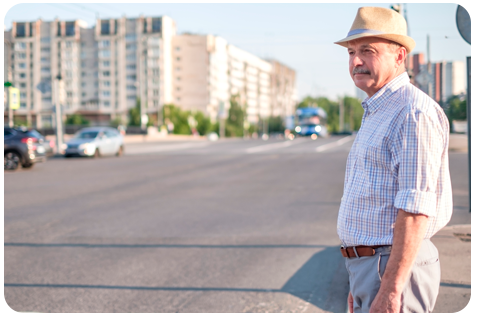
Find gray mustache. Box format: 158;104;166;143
353;68;371;75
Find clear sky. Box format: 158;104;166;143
2;1;472;101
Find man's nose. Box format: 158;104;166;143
351;55;364;67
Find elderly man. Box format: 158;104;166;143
335;7;453;313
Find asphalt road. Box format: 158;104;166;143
4;135;470;313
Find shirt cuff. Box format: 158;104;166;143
394;189;437;217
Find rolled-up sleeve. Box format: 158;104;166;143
393;109;445;217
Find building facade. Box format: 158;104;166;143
5;16;295;129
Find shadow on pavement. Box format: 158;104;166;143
4;245;348;313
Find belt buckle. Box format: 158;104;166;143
341;245;350;258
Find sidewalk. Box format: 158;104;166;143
431;225;471;313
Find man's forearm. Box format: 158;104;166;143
380;209;429;292
369;209;429;312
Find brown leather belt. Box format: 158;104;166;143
340;245;390;258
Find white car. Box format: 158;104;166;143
63;127;124;158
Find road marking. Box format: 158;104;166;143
246;139;308;153
315;135;355;153
125;142;210;155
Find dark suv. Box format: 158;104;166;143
4;127;47;171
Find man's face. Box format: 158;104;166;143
348;37;403;97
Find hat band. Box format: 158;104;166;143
347;28;385;37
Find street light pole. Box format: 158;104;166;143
53;74;64;154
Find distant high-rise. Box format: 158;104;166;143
4;16;296;129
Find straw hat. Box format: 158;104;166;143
334;7;415;53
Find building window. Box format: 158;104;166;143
65;22;75;36
176;47;180;51
82;92;86;97
126;64;136;70
65;41;73;48
81;72;86;77
41;57;49;63
20;92;27;99
20;102;27;109
15;42;27;49
125;34;136;41
126;53;136;61
16;23;26;37
126;75;136;81
18;63;26;69
152;18;161;32
41;47;50;52
127;85;136;90
103;101;110;107
17;52;26;59
102;61;110;67
103;71;110;77
19;73;26;78
41;67;50;72
176;57;181;61
103;81;110;87
153;89;159;96
67;91;73;98
101;40;110;47
81;82;86;87
100;50;110;58
127;95;136;100
101;20;110;35
102;91;110;97
126;44;136;50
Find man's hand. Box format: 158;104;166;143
368;209;428;313
369;289;401;313
348;291;354;313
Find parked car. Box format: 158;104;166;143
24;129;55;157
4;127;47;171
63;127;124;158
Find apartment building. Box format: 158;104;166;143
5;18;97;128
5;16;295;128
269;59;297;118
94;15;176;125
408;52;466;104
171;34;296;125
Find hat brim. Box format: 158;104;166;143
334;33;416;54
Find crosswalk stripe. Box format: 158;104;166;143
315;135;354;152
126;142;210;155
246;139;308;153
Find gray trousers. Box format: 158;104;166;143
345;239;441;313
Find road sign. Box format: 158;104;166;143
9;87;20;110
36;80;51;93
414;71;433;87
456;5;471;45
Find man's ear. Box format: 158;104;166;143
396;47;407;68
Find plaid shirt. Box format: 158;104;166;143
337;72;453;247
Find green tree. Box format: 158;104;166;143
444;95;467;124
128;98;141;126
343;96;364;132
163;104;191;135
267;116;285;133
66;113;90;125
226;94;244;137
193;111;213;135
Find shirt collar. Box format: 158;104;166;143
361;72;410;114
